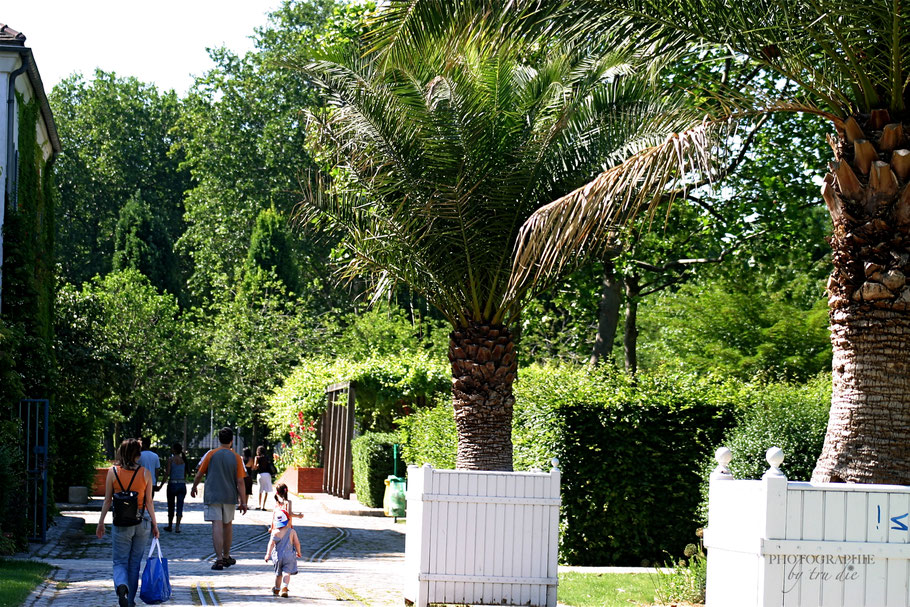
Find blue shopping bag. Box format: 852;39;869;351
140;538;171;604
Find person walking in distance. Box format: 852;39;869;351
191;427;248;570
96;438;160;607
160;442;187;533
254;446;274;510
139;437;161;492
242;447;254;510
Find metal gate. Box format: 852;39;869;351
18;399;49;542
320;382;355;499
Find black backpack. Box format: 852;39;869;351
112;467;144;527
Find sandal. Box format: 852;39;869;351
211;560;224;570
223;556;236;566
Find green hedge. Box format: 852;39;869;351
351;432;406;508
398;364;742;565
397;365;833;565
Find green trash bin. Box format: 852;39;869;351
383;475;407;517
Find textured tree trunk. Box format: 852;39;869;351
589;258;622;366
448;323;517;471
813;113;910;484
624;274;640;374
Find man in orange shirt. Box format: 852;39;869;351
191;427;248;570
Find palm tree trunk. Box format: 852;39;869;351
449;323;517;471
813;115;910;484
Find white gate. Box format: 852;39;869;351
705;446;910;606
404;462;561;607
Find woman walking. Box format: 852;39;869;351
255;446;274;510
242;447;254;509
160;442;187;533
96;438;159;607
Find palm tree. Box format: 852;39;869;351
295;31;700;470
497;1;910;484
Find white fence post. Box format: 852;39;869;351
758;447;788;607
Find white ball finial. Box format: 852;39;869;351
710;446;734;481
715;447;732;466
550;457;560;470
763;446;786;480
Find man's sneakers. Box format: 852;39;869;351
116;584;129;607
211;560;224;570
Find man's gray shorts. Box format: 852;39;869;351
204;503;236;522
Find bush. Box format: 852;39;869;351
720;374;831;481
0;420;27;554
351;432;406;508
266;353;449;472
398;363;740;566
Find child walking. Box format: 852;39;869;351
274;483;304;526
265;506;301;597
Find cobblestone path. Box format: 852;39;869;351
21;487;406;607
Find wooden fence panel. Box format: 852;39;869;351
404;463;561;607
319;383;354;499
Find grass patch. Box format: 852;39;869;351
558;572;657;607
0;558;53;607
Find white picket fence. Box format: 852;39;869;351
403;462;561;607
705;446;910;607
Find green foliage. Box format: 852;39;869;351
50;71;188;286
640;279;831;381
175;0;365;302
398;363;740;565
653;541;708;605
243;208;300;294
266;352;449;453
0;420;27;554
351;432;405;508
721;375;831;482
396;398;457;469
55;271;194;443
113;190;182;301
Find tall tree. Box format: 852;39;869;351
175;0;369;306
113;190;183;301
501;0;910;483
299;30;702;470
50;71;188;285
242;208;301;295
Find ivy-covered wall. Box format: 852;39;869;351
0;94;57;553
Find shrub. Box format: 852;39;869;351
351;432;406;508
396;397;456;469
266;353;449;473
398;363;740;566
721;374;831;481
0;420;27;554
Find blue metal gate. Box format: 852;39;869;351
18;399;49;542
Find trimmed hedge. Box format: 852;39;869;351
351;432;406;508
398;364;742;565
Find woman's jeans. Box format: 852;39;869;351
167;483;187;520
111;518;150;606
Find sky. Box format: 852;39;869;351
2;0;282;96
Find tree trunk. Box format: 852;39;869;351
813;114;910;484
448;323;517;471
589;258;622;366
624;274;640;374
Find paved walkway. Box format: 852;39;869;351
18;486;406;607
